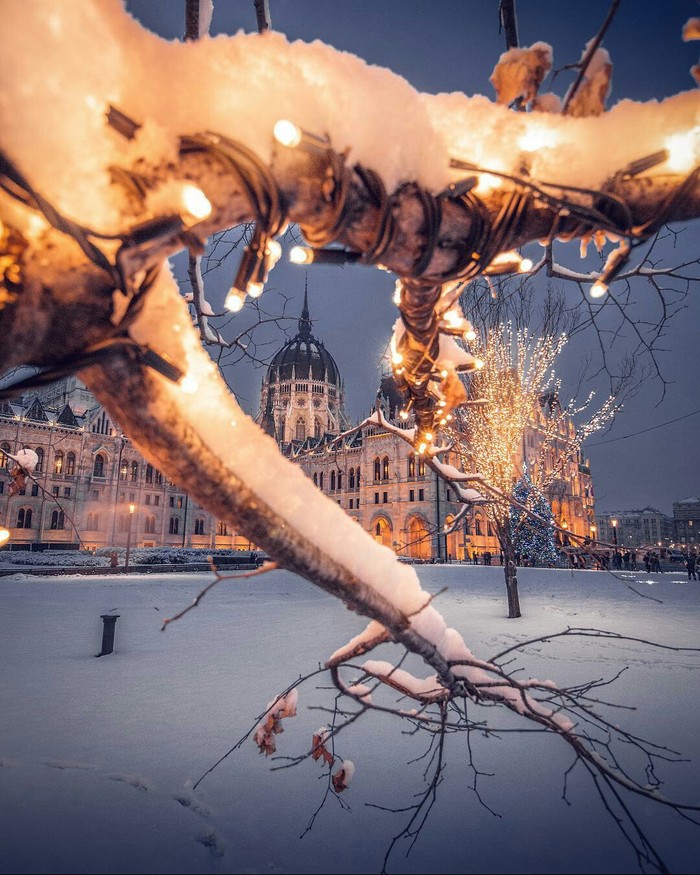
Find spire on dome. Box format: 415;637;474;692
298;274;312;338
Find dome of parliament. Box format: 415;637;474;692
265;292;342;387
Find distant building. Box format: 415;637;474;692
257;291;595;560
0;376;248;552
1;290;595;560
673;497;700;548
595;508;675;550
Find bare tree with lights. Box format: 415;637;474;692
0;3;699;871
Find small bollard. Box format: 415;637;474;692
96;613;120;657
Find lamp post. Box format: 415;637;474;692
125;503;136;570
611;518;618;545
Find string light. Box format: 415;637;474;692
665;128;699;173
273;119;330;152
224;289;245;312
179;374;198;393
289;246;360;266
180;184;211;222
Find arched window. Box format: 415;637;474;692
86;512;99;531
218;521;228;536
330;471;336;491
53;451;64;475
144;515;156;534
0;443;10;468
337;471;343;491
407;453;416;478
145;464;154;483
194;518;205;535
120;460;128;481
130;461;139;482
17;507;33;528
155;470;163;486
93;454;105;477
169;516;179;535
295;418;306;441
418;456;426;476
50;510;65;530
349;468;355;490
382;456;390;480
373;457;381;481
356;469;360;488
313;472;318;486
66;452;76;476
118;513;127;532
319;471;324;490
314;418;322;439
475;517;482;536
34;447;44;473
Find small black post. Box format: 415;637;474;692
97;613;120;657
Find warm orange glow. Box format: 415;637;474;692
273;119;302;148
181;184;212;221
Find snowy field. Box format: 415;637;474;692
1;564;698;875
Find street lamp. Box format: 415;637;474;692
561;518;569;546
125;503;136;570
610;518;618;545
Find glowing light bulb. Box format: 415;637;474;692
665;128;699;173
440;418;447;425
399;410;409;420
0;527;10;545
474;358;484;370
391;351;403;365
247;282;264;298
180;374;198;394
418;442;427;454
290;246;313;265
273;119;302;148
446;414;453;421
181;184;212;221
425;432;433;442
464;329;477;341
438;400;446;407
474;173;502;195
266;239;282;267
225;290;245;312
519;257;533;272
590;280;608;299
440;369;448;378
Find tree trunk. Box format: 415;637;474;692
498;525;522;619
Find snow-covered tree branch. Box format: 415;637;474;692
0;5;699;868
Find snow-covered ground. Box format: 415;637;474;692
1;564;698;875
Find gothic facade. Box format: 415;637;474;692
1;294;595;560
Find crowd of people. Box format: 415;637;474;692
462;547;698;579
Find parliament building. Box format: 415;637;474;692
0;291;595;559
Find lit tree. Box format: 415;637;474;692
448;325;569;616
509;469;559;567
1;4;699;867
